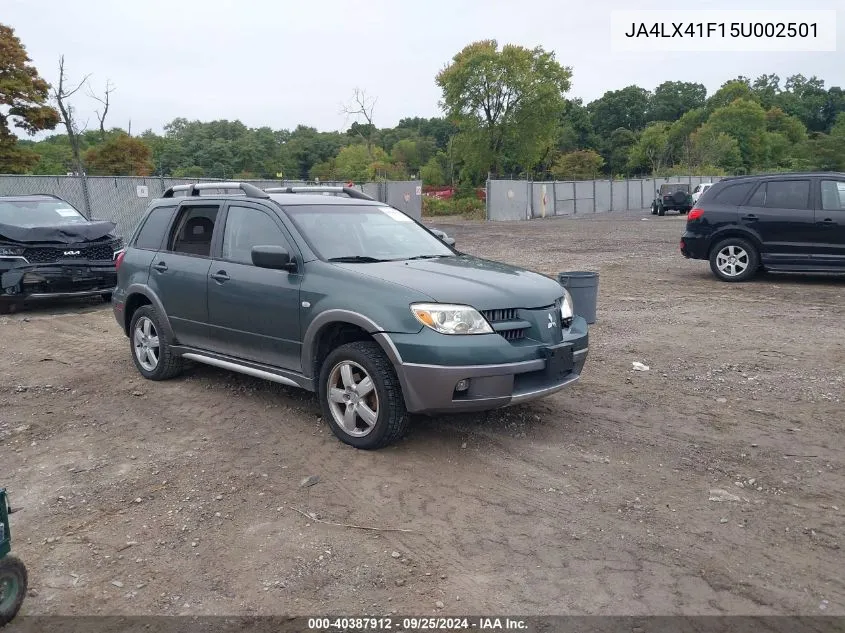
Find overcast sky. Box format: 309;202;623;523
5;0;843;138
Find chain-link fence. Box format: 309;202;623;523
0;175;423;239
485;175;723;221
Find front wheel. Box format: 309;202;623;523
0;555;28;626
709;237;759;282
650;203;657;215
318;341;410;449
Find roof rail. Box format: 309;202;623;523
263;185;375;201
161;182;270;199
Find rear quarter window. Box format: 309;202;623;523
134;205;176;250
711;182;754;205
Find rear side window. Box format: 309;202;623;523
748;180;811;210
134;205;176;250
712;182;754;205
820;180;845;210
167;205;220;257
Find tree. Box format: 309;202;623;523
88;79;115;142
436;39;572;178
690;124;742;171
84;133;154;175
764;107;807;144
603;127;637;175
648;81;707;123
627;122;670;174
391;137;435;176
52;55;91;176
707;79;757;111
420;154;447;187
342;88;377;157
333;144;391;182
751;74;781;109
0;23;61;173
666;107;708;167
587;86;652;137
549;150;604;180
557;98;596;152
704;98;767;170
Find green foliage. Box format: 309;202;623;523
436;39;572;179
420;154;448;187
550;150;604;180
84;133;154;176
627;122;671;174
648;81;707;123
704;99;767;170
588;86;651;138
0;23;61;173
422;195;484;219
689;125;742;172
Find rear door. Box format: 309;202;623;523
147;200;221;348
206;201;303;371
814;178;845;268
740;178;815;267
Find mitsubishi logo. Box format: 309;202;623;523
63;250;81;256
547;313;556;329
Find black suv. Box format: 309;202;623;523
0;194;123;312
681;172;845;281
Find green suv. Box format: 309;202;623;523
111;183;589;449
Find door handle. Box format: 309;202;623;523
152;262;168;272
819;218;835;224
210;271;230;282
741;214;757;221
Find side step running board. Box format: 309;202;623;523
181;353;301;388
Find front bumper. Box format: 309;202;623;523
0;262;117;302
386;317;589;414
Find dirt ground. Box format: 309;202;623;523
2;208;843;617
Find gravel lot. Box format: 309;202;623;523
2;208;843;617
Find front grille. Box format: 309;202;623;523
481;308;527;341
23;242;117;264
481;308;518;322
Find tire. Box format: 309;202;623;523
657;204;665;216
0;555;28;626
128;304;184;380
709;237;759;282
101;292;113;303
318;341;410;450
650;203;657;215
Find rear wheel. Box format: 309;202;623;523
709;237;759;282
128;305;184;380
657;204;665;216
0;555;27;626
318;341;409;449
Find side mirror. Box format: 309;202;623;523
252;245;295;271
430;228;456;247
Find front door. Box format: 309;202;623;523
740;178;815;267
814;178;845;268
206;202;303;371
147;201;220;348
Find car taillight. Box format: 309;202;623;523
115;250;126;270
688;208;704;221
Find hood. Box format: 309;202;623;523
0;220;117;244
334;254;563;311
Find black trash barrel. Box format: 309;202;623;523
557;271;599;324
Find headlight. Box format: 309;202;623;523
0;247;25;257
560;290;574;326
410;303;493;335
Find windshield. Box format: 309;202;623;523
0;199;87;228
284;204;455;262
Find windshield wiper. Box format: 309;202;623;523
404;254;451;260
327;255;390;263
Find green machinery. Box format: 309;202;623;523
0;489;27;627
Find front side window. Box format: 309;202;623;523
283;204;455;262
168;205;220;257
0;199;87;228
820;180;845;210
222;205;289;265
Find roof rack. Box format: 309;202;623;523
263;186;375;201
161;182;270;199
